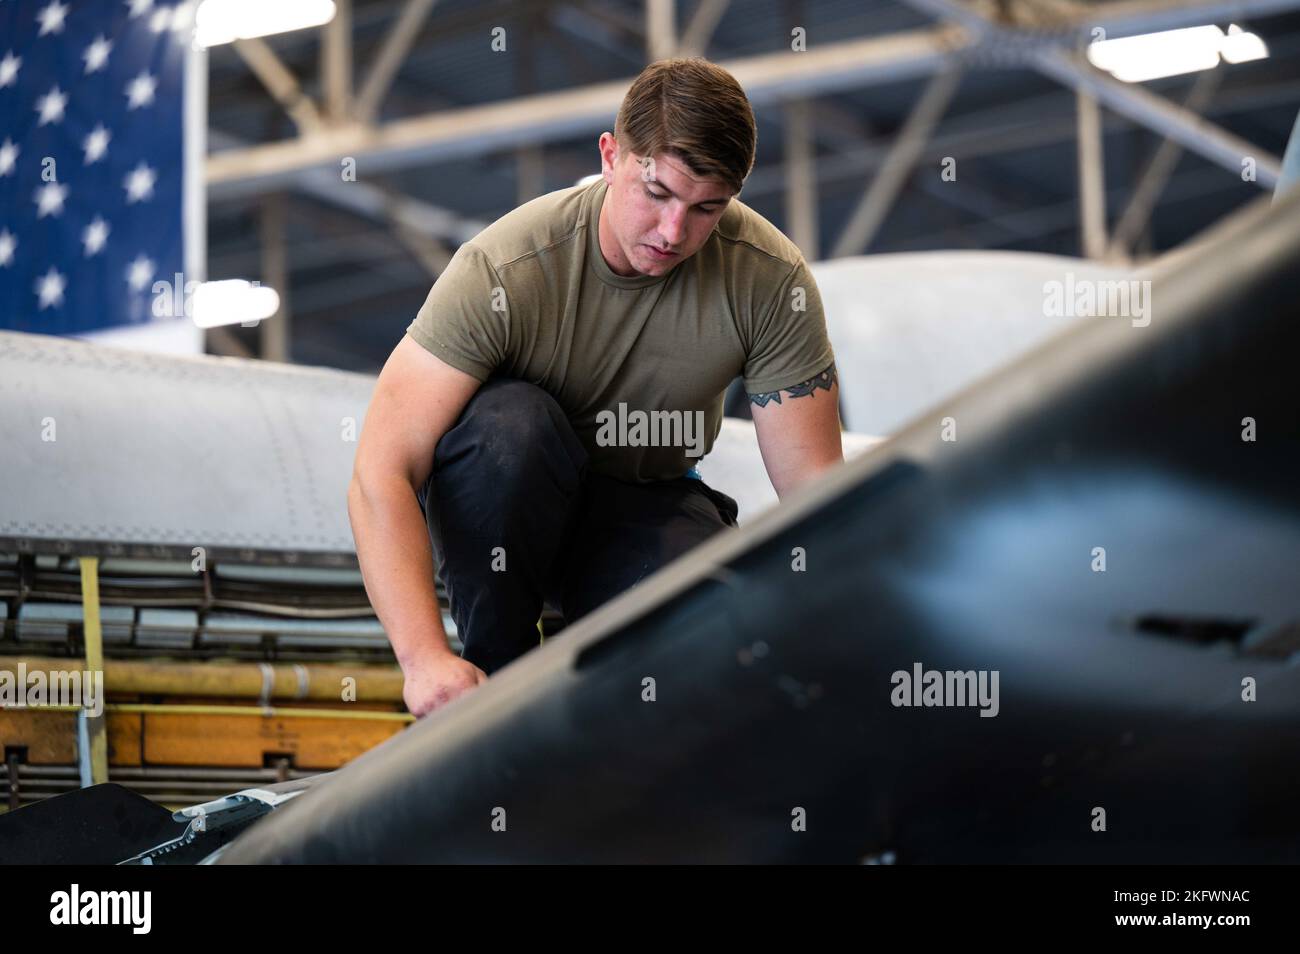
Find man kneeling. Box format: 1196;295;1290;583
348;58;843;717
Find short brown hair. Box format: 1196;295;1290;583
614;58;757;195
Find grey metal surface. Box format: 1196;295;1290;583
14;603;133;644
0;326;875;564
812;251;1133;436
0;331;373;566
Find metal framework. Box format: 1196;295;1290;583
202;0;1300;359
210;0;1297;194
901;0;1285;187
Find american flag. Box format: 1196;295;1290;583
0;0;191;335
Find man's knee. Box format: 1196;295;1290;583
434;378;586;491
456;378;562;438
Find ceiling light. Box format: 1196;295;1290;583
195;0;336;48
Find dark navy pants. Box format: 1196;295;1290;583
417;378;739;674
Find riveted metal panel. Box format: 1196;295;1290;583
0;332;372;566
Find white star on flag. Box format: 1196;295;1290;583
35;86;68;126
36;266;67;309
5;0;187;335
83;217;111;256
170;3;196;35
0;139;18;177
124;162;157;203
126;254;155;292
35;181;69;218
37;1;70;37
0;51;20;89
125;71;157;109
83;125;111;164
150;6;176;34
83;35;113;74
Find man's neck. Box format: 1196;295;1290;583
597;189;638;277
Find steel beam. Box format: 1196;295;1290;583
783;99;819;260
900;0;1285;189
353;0;442;125
392;218;453;277
678;0;730;57
1032;49;1280;188
208;0;1300;196
830;66;963;258
207;26;973;195
232;37;323;134
646;0;676;60
208;130;487;244
516;146;546;206
259;194;291;362
323;0;353;121
1077;86;1108;258
901;165;1232;251
740;76;1300;201
1108;68;1223;259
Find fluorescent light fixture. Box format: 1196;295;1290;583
1221;23;1269;64
195;0;336;47
1087;24;1270;83
1087;25;1223;82
191;280;281;328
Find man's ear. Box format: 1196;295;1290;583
599;132;619;183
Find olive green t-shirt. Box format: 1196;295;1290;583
406;178;834;483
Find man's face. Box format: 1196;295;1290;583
597;132;734;278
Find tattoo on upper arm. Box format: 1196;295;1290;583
748;363;837;408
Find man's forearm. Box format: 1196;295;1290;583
347;474;454;667
773;456;842;500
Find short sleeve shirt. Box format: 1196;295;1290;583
406;178;834;483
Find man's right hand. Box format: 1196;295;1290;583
401;652;489;718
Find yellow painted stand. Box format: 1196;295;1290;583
77;556;109;786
